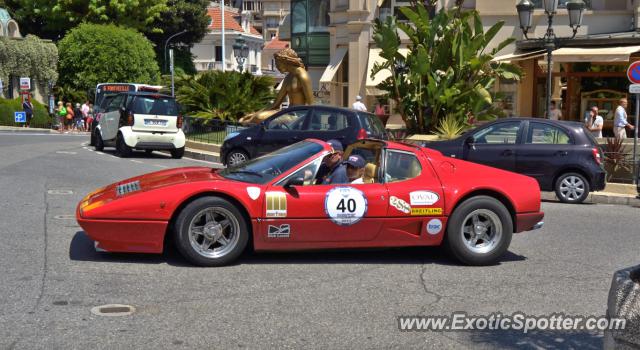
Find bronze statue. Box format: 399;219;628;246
240;48;314;125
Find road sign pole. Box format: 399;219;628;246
635;94;640;196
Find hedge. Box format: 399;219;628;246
0;98;52;128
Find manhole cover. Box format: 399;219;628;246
48;189;73;195
54;215;75;220
90;304;135;317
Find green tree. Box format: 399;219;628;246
0;35;58;92
371;2;522;133
3;0;168;40
176;71;275;122
57;24;161;94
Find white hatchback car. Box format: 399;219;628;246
93;92;186;158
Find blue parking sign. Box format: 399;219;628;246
14;111;26;123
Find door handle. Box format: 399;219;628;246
501;150;514;156
555;151;568;156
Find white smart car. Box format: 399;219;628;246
93;92;186;158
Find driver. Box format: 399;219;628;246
315;139;349;185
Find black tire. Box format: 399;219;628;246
554;172;590;204
174;197;249;267
94;132;104;152
226;149;249;167
89;131;95;146
171;147;185;159
116;133;132;158
444;196;513;266
145;150;154;156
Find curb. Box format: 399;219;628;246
159;148;221;164
0;126;54;133
541;191;640;207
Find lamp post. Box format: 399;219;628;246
516;0;586;119
164;30;187;73
233;37;250;72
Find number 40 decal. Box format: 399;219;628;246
325;187;368;226
337;198;357;213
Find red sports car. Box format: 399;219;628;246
76;139;544;266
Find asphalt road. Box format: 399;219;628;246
1;131;638;349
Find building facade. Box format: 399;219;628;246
192;5;264;74
242;0;291;41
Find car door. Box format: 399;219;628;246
100;94;126;141
464;121;523;172
516;121;574;188
261;156;389;243
298;108;353;143
256;108;311;156
382;149;446;238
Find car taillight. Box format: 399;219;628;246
127;112;134;126
177;115;183;129
592;147;602;165
357;128;367;140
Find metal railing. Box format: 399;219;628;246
182;116;245;145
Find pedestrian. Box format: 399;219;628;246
65;102;74;132
56;101;66;132
546;100;562;120
73;103;84;131
86;102;94;132
613;98;635;139
81;100;90;131
352;95;367;112
585;106;603;138
22;94;33;128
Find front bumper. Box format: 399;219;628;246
515;211;545;233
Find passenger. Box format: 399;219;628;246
345;154;366;184
315;139;350;185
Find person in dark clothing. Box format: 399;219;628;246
315;139;350;185
22;95;33;128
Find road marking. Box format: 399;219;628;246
55;151;77;155
153;164;168;168
48;189;73;195
130;160;143;164
53;215;76;220
96;152;105;155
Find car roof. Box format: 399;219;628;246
284;105;359;114
478;117;585;131
117;91;174;99
308;138;420;153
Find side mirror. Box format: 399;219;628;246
464;136;475;145
284;176;304;189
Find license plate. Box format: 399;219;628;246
144;119;167;126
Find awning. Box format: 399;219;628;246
365;48;410;96
549;46;640;62
319;47;348;84
492;50;546;62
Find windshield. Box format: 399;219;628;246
219;141;325;184
130;96;179;115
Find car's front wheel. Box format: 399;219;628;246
116;133;132;158
174;197;249;267
445;196;513;266
555;172;589;204
94;132;104;152
226;149;249;167
171;147;185;159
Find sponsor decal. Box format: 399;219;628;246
325;187;368;226
411;207;443;216
390;196;411;214
268;224;290;238
409;191;440;206
266;192;287;217
246;186;261;200
426;219;443;235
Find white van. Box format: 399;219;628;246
94;92;186;158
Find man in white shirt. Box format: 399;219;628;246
613;98;634;139
546;100;562;120
352;95;367;112
345;154;366;184
585;106;603;138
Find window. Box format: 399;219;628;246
107;95;125;112
291;2;307;34
308;0;329;32
286;157;324;185
532;0;591;9
305;110;349;131
130;96;179;116
384;151;422;183
215;46;223;62
473;122;520;144
267;109;308;130
526;122;572;144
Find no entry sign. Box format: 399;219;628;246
627;61;640;84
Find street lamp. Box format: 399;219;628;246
164;30;187;73
516;0;586;119
233;37;249;72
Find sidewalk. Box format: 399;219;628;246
0;125;54;133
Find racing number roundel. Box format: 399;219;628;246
325;187;368;226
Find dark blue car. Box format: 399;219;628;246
426;118;606;204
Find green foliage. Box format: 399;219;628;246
372;3;522;133
57;24;161;94
0;97;51;127
603;137;632;182
3;0;168;40
54;85;88;104
176;71;275;122
0;35;58;92
433;114;468;140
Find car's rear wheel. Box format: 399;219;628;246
445;196;513;266
94;132;104;152
171;147;185;159
555;172;589;204
89;130;96;146
174;197;249;267
116;133;132;158
226;149;249;167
